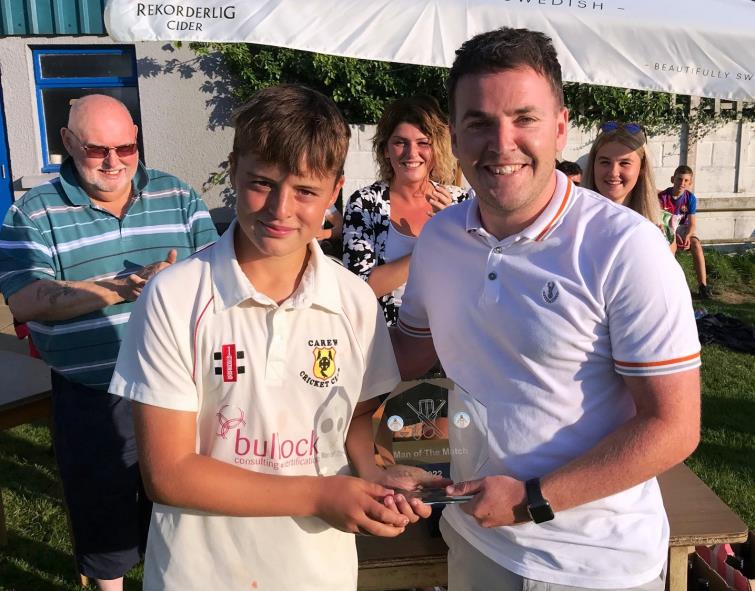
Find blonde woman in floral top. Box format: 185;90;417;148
343;95;467;325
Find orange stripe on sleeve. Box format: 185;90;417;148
613;352;701;368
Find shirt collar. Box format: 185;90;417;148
58;158;150;207
464;194;485;234
210;219;343;314
289;240;343;313
464;170;574;242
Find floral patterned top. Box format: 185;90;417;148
342;180;467;326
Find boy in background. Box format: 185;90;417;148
110;84;430;590
556;160;583;185
658;165;710;297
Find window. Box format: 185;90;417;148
32;46;141;173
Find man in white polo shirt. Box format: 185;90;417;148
392;28;701;590
109;85;431;590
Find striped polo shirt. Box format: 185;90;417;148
0;159;218;389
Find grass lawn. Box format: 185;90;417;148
676;249;755;528
689;343;755;527
1;249;753;590
0;421;144;590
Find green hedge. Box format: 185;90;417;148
189;43;755;135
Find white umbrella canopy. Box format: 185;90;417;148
105;0;754;100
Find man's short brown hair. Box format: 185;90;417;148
447;27;564;117
232;84;350;179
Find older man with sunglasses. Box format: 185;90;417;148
0;94;217;591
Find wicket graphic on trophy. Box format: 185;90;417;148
373;377;488;504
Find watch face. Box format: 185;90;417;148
528;502;555;524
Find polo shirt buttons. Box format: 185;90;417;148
493;247;503;254
488;272;497;280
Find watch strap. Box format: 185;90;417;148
525;477;546;504
525;477;555;523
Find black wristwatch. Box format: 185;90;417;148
525;478;555;524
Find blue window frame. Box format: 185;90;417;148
32;46;141;173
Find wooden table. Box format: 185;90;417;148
358;515;447;590
357;464;749;591
0;350;52;545
0;350;52;429
659;464;748;591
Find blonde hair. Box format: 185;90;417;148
373;95;456;185
583;126;661;224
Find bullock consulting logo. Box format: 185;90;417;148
215;404;246;439
214;402;321;472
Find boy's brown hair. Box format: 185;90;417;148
232;84;350;180
673;165;694;177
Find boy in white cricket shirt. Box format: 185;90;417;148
110;85;431;590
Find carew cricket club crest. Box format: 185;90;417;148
300;339;341;388
313;347;336;380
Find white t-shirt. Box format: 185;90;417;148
110;221;400;590
383;222;418;306
398;171;701;589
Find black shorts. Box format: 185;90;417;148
51;371;152;580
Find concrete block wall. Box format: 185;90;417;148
343;124;379;200
342;122;755;242
694;210;755;242
343;122;755;200
569;122;754;200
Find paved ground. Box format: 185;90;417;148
0;300;13;333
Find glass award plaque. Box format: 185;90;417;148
373;378;488;502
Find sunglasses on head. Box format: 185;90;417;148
66;130;138;159
600;121;645;136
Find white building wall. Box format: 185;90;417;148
135;42;236;222
343;121;755;200
0;36;65;190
